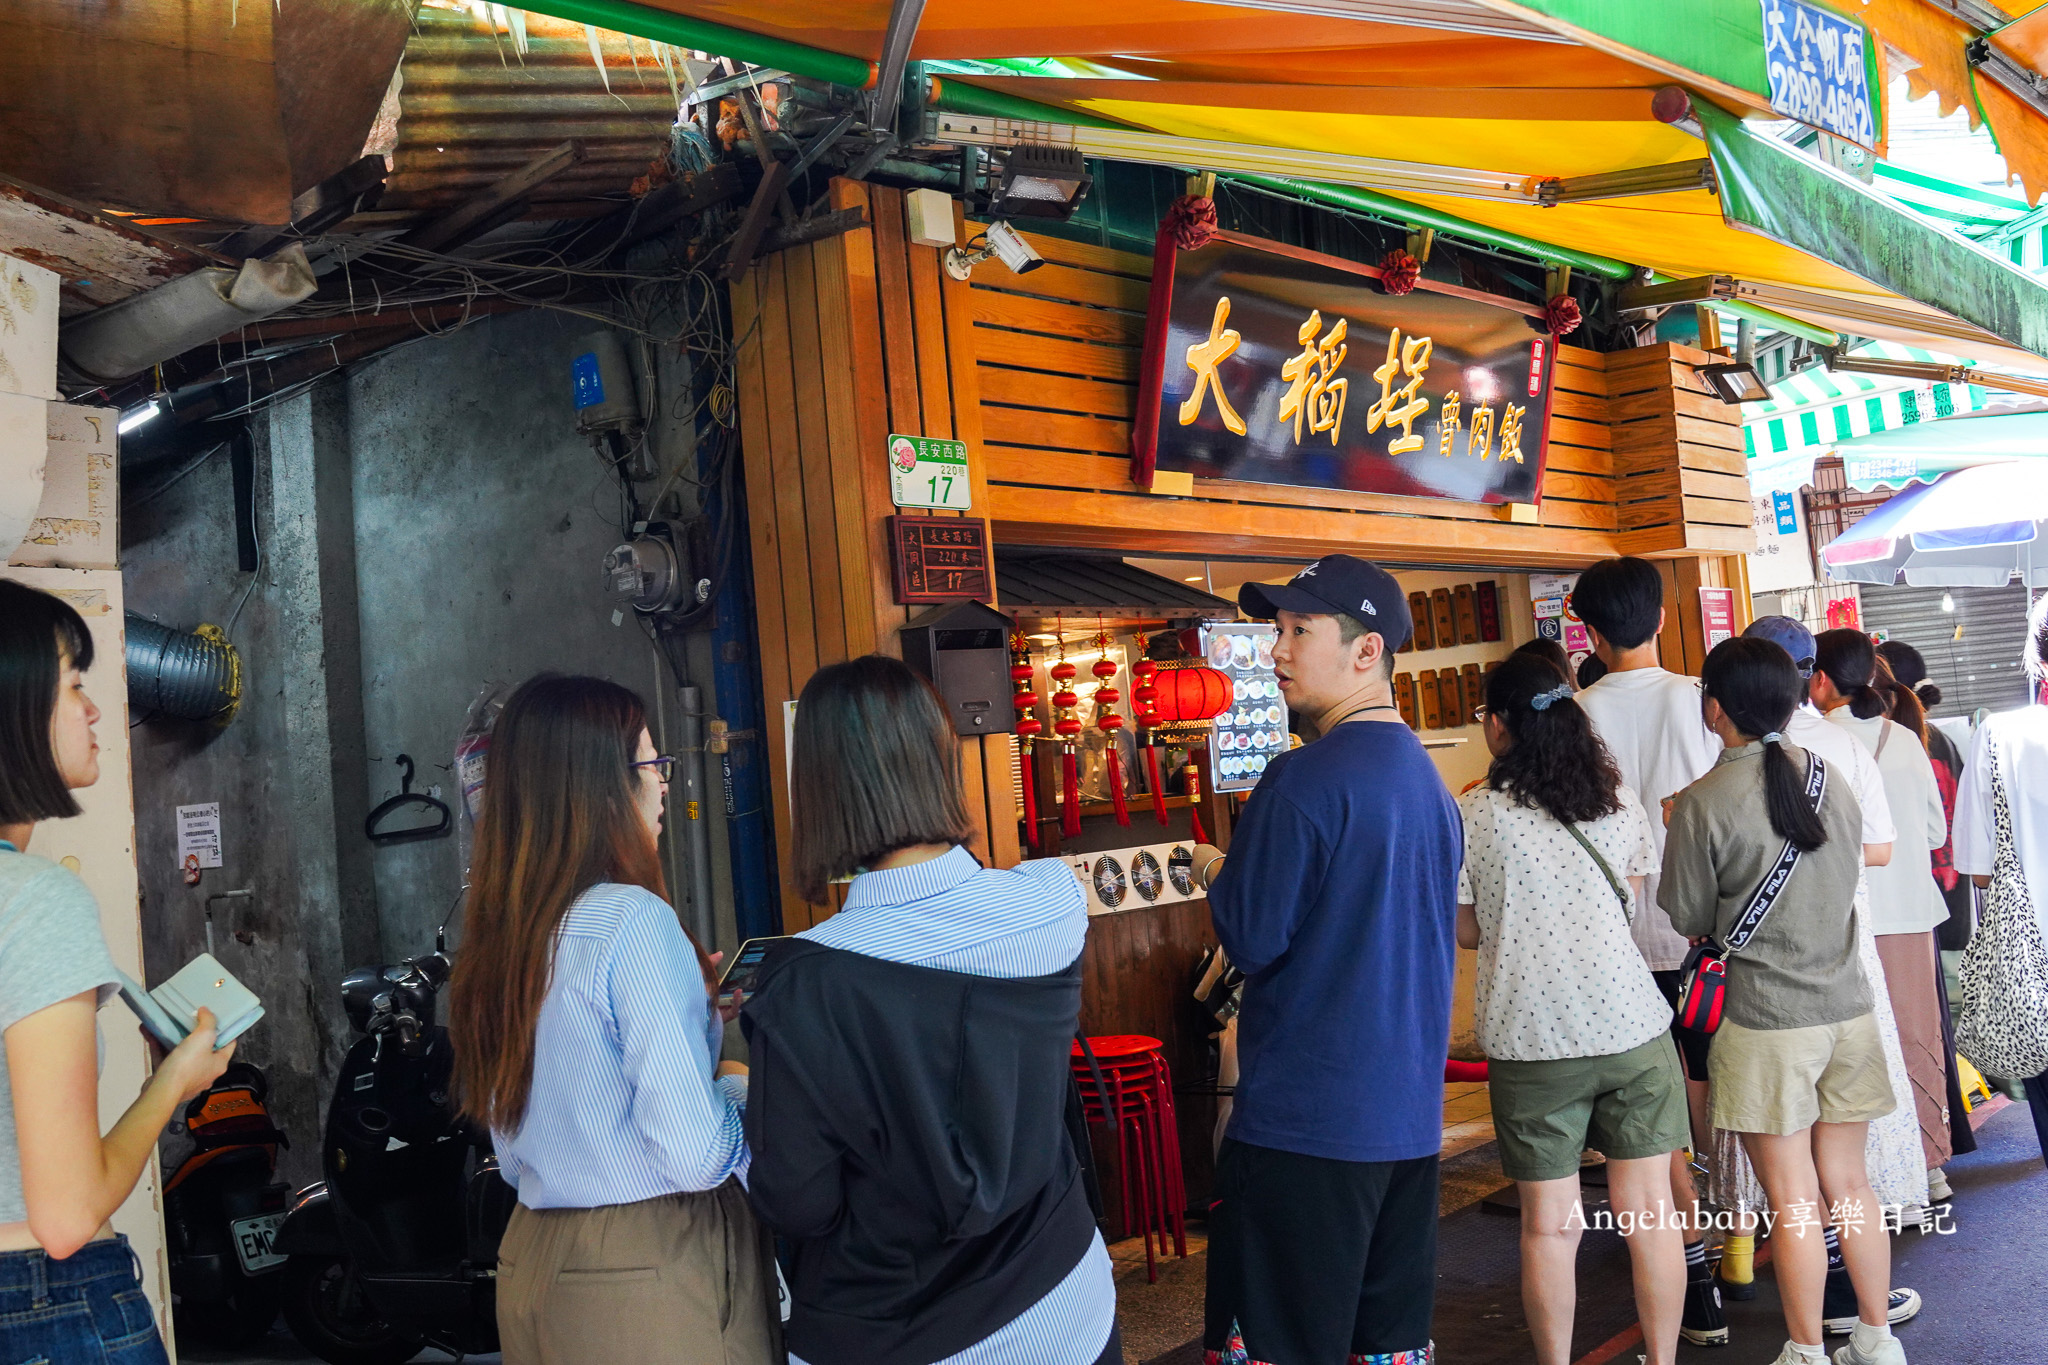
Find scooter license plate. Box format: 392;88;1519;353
230;1211;288;1274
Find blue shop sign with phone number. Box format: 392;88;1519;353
1761;0;1877;150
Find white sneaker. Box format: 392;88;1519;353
1769;1344;1825;1365
1833;1335;1908;1365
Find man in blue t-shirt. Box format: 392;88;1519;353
1200;554;1462;1365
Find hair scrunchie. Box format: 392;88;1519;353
1528;683;1573;711
1762;731;1785;743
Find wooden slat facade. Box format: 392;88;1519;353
734;180;1759;918
731;180;1763;1221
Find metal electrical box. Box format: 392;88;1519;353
900;599;1014;736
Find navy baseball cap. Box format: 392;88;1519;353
1744;615;1817;676
1238;554;1414;651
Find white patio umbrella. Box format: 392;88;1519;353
1821;460;2048;588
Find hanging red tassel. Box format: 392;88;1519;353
1091;632;1130;828
1060;749;1083;838
1130;650;1168;826
1186;750;1209;846
1143;745;1170;825
1105;744;1132;826
1051;645;1083;841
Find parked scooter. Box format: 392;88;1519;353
276;941;515;1365
163;1062;291;1347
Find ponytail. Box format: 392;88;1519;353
1701;637;1828;853
1759;736;1829;852
1814;628;1886;719
1871;654;1927;745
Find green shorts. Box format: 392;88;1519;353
1487;1034;1691;1182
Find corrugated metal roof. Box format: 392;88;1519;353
381;4;682;214
997;553;1236;616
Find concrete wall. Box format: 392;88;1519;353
344;310;726;959
125;428;341;1187
124;308;734;1186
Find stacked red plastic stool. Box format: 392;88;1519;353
1071;1034;1187;1283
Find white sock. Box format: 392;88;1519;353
1790;1341;1827;1362
1853;1320;1895;1355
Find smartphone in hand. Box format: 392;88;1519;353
717;936;788;1007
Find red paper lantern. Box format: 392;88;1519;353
1136;665;1232;725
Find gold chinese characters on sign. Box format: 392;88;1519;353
1180;298;1525;463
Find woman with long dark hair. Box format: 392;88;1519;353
0;582;234;1364
1663;639;1904;1365
1815;630;1953;1183
742;655;1116;1365
1872;641;1966;922
447;675;775;1364
1455;652;1685;1365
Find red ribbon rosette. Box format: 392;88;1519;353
1378;249;1421;296
1163;194;1219;251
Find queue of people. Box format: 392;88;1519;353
1;568;2044;1365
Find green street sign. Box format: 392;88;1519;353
887;433;972;511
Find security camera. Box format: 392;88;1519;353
984;220;1043;274
942;220;1045;281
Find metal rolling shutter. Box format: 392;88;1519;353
1859;584;2038;720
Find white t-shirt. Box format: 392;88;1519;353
1576;668;1724;970
1786;705;1896;845
1829;712;1948;935
1955;704;2048;945
1455;784;1668;1061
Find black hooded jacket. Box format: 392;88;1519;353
740;938;1093;1365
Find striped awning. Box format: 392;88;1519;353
1742;342;2000;454
1740;340;2015;494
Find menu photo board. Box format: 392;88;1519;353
1202;621;1286;793
1132;231;1558;505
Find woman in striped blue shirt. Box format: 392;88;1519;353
742;655;1118;1365
447;676;777;1365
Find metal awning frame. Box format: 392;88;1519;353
927;111;1543;202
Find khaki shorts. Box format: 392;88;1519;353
1708;1013;1897;1136
1488;1034;1691;1182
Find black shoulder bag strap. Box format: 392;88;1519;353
1562;823;1631;913
1068;1032;1110;1229
1723;752;1828;955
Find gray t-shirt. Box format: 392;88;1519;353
0;844;121;1223
1659;743;1872;1031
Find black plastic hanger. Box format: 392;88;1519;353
364;754;453;844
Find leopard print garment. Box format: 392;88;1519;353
1957;737;2048;1081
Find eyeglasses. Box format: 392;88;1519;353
633;755;677;783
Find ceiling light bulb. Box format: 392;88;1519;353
1940;592;1955;612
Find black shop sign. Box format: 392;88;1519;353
1131;232;1556;505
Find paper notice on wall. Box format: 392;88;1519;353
176;803;223;869
0;392;47;556
0;253;59;401
11;404;118;570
